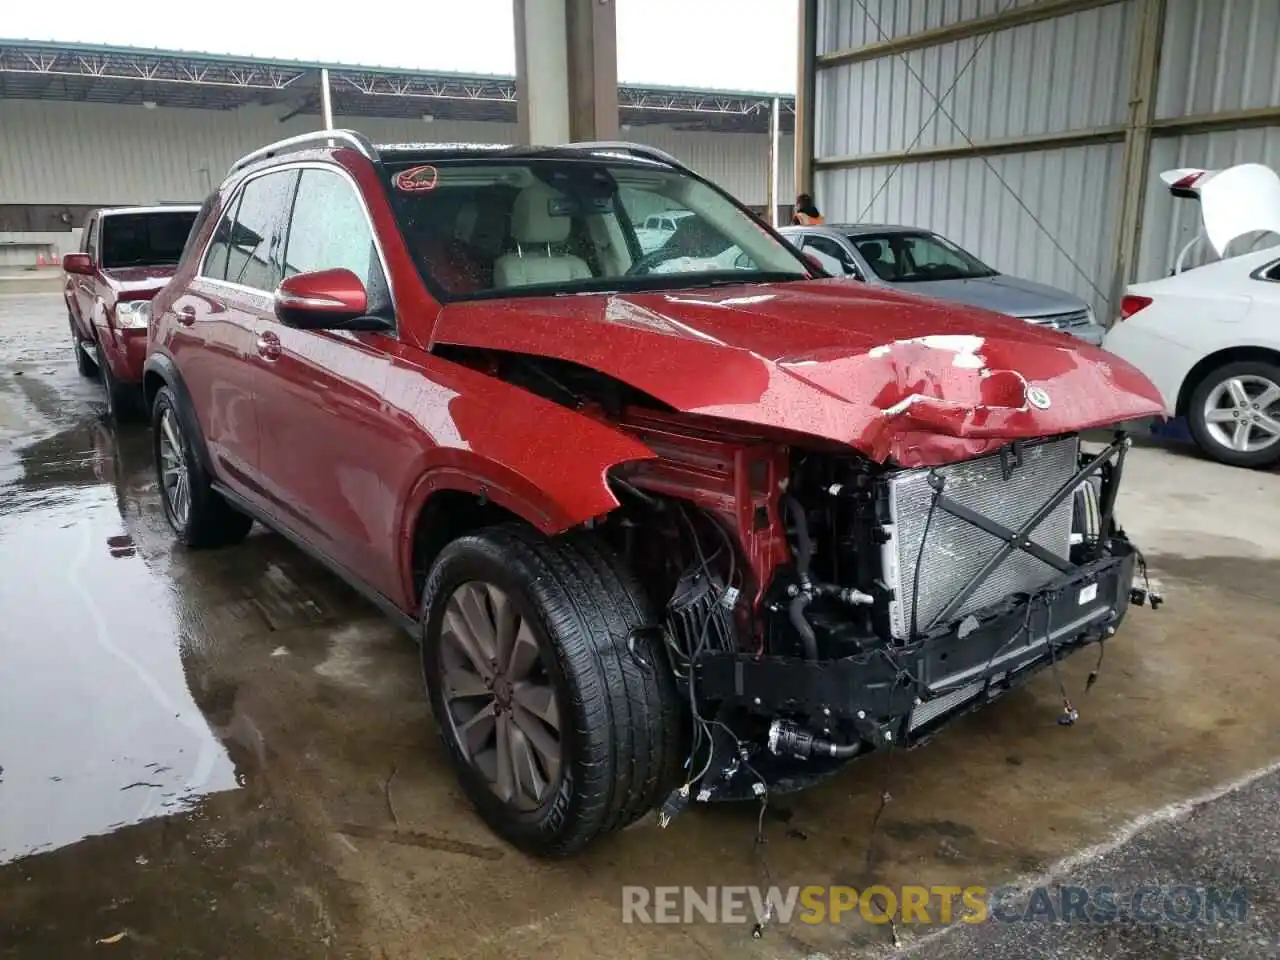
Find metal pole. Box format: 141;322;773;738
320;67;334;130
1109;0;1166;318
770;96;782;227
795;0;817;198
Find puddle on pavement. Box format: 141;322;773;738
0;418;239;863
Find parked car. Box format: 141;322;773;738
144;131;1163;857
634;208;695;253
1104;163;1280;468
62;205;202;418
781;223;1106;345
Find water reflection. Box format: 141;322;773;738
0;417;239;863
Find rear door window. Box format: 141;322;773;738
204;170;297;291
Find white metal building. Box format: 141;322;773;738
0;41;795;266
795;0;1280;319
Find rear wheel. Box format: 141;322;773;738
70;318;97;378
1187;360;1280;468
152;386;253;547
421;526;683;857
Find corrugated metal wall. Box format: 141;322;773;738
1155;0;1280;119
825;144;1124;304
817;2;1133;159
813;1;1135;315
811;0;1280;317
1137;0;1280;279
0;99;785;257
817;0;1044;49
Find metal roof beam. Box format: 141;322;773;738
814;125;1126;171
816;0;1125;69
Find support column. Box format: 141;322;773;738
514;0;618;144
1109;0;1167;317
794;0;818;201
320;67;334;130
769;97;781;227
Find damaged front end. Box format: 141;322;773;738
603;413;1161;811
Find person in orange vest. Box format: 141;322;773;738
792;193;824;225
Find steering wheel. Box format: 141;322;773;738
625;249;675;277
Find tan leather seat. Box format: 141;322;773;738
494;183;593;288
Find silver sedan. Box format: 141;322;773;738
781;223;1105;345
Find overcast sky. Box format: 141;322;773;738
3;0;798;94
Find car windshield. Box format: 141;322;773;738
381;156;809;299
99;211;199;269
850;231;997;282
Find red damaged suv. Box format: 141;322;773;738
63;205;201;418
144;131;1166;856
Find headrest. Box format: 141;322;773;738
453;203;478;244
859;240;883;260
511;182;572;245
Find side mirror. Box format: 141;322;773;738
63;252;94;276
274;268;387;331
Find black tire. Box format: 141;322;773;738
151;385;253;548
97;342;140;421
71;317;97;377
420;525;684;857
1187;359;1280;469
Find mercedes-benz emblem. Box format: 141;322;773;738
1027;386;1052;410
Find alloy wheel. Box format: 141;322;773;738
1202;375;1280;454
158;407;191;527
438;581;562;810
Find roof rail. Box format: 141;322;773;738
563;141;690;173
229;129;379;175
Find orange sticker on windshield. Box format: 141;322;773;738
394;165;438;192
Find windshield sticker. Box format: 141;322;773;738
393;165;439;193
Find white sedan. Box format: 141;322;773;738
1104;163;1280;468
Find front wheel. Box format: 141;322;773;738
71;318;97;378
420;526;683;857
151;386;253;547
96;342;139;421
1187;360;1280;468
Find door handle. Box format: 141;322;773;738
176;306;196;326
256;331;282;361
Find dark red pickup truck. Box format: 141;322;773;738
63;205;200;417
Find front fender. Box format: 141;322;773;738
388;355;656;608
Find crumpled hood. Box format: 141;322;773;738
101;265;178;299
435;280;1165;467
903;274;1088;319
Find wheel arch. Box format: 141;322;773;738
1176;345;1280;417
397;449;652;610
142;352;216;478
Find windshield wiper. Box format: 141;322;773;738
675;272;805;289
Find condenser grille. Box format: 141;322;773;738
881;437;1079;639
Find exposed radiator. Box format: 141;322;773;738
880;436;1079;639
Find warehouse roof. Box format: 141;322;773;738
0;39;795;133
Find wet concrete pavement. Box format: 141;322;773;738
2;293;1280;959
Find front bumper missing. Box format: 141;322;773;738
695;545;1136;749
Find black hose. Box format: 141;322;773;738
782;495;813;585
813;739;862;758
788;593;819;661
